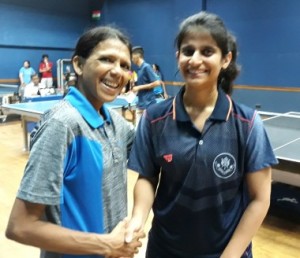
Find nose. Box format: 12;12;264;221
110;63;122;77
189;51;203;65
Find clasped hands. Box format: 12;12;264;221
105;217;144;258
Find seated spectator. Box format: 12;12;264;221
24;74;55;99
23;74;41;98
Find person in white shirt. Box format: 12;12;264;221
24;74;41;98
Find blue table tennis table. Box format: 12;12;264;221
2;97;137;151
262;111;300;187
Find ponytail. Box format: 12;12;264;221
218;33;240;95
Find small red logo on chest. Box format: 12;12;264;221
163;154;173;163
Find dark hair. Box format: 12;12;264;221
152;63;160;72
152;63;164;80
42;54;49;59
31;73;39;79
24;60;31;67
175;11;240;95
73;26;132;60
132;46;144;58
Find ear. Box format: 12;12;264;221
72;56;83;76
175;51;179;61
222;51;232;69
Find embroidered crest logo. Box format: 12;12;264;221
163;154;173;163
213;153;236;179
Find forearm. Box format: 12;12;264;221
221;198;270;258
134;80;160;91
7;217;112;256
19;74;24;84
131;174;158;226
6;199;126;256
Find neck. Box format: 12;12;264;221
183;85;218;111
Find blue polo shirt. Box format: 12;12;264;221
134;61;157;109
18;87;135;258
128;87;278;257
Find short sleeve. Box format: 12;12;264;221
245;113;278;173
145;65;159;83
128;111;160;177
17;118;70;205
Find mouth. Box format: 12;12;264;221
102;79;120;89
187;68;208;76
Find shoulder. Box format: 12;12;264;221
231;100;257;124
42;100;82;127
145;98;174;121
109;109;134;130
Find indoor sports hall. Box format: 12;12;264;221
1;0;299;257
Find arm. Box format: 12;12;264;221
6;198;143;257
125;173;159;243
132;80;161;92
39;63;51;73
221;167;272;258
19;69;25;85
161;81;169;99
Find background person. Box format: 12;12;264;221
18;60;35;100
152;63;168;99
23;73;41;98
6;26;144;258
131;46;162;126
39;54;53;88
126;11;278;258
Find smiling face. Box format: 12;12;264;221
73;38;131;109
177;30;231;90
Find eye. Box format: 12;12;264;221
181;46;195;57
120;62;130;71
202;47;214;57
99;57;114;63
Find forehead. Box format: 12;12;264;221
91;38;131;59
180;29;218;48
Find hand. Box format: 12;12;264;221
105;219;144;258
125;216;144;244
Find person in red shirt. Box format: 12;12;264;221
39;54;53;88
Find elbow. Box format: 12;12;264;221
6;220;28;243
6;222;18;241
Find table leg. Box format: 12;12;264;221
21;116;29;152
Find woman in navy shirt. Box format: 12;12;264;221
126;11;278;258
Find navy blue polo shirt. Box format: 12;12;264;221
134;61;157;109
128;87;278;257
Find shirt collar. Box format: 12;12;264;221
173;86;232;122
65;87;111;129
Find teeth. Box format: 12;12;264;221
188;69;207;75
103;79;119;89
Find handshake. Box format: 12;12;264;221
104;217;145;258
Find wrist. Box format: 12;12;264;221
95;233;112;256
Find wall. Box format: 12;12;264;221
0;0;102;84
101;0;204;96
207;0;300;112
102;0;300;112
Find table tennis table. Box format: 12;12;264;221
2;97;137;151
0;84;19;122
262;111;300;187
